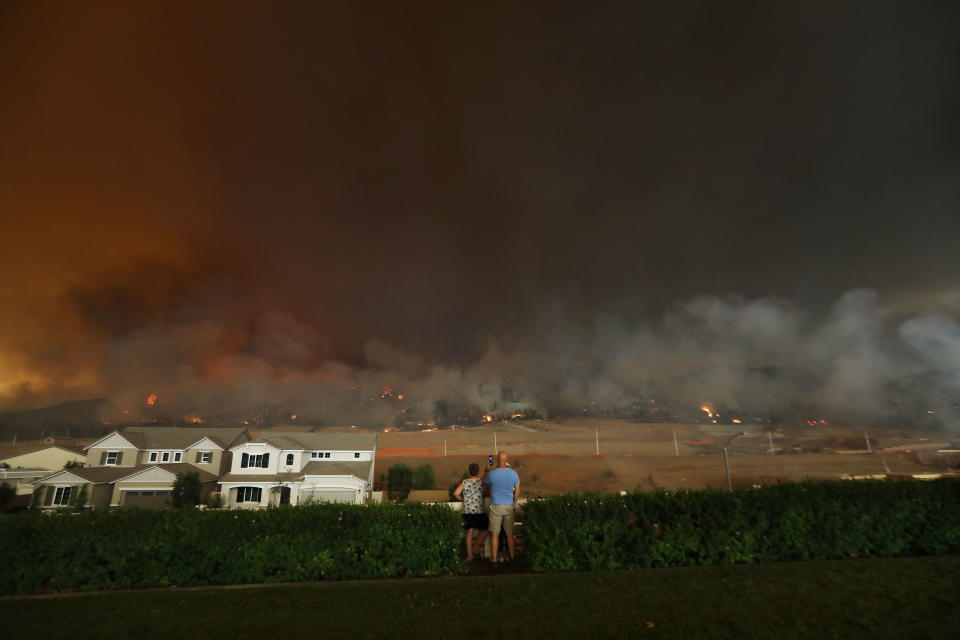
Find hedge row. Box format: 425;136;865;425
522;478;960;572
0;502;464;594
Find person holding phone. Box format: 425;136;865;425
484;451;520;566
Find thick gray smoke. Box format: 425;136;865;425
92;288;960;430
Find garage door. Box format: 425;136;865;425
122;490;172;508
299;490;356;504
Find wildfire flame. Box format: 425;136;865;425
700;404;713;418
482;413;493;423
732;418;742;424
146;393;158;407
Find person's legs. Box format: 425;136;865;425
502;507;516;560
465;527;474;560
488;506;505;563
472;529;488;557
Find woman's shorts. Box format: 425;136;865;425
463;512;489;530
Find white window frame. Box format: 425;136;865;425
149;452;158;462
174;452;182;462
198;452;212;463
236;486;262;503
52;485;72;506
285;453;295;466
105;451;120;465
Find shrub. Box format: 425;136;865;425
0;502;464;594
413;464;435;490
387;464;413;501
523;478;960;572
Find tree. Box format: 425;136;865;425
67;484;88;510
172;472;202;508
387;464;413;502
412;464;435;490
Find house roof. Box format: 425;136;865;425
114;463;218;483
35;466;134;484
239;431;377;452
121;426;250;450
219;460;373;484
0;444;86;464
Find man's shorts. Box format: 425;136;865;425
488;503;515;534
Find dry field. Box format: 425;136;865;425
369;418;960;497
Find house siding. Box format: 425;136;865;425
86;447;138;468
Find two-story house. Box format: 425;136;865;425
30;426;250;509
219;432;378;508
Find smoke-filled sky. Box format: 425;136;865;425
1;2;959;424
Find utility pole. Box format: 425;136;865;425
864;431;873;454
724;447;733;491
595;426;600;456
768;431;775;455
673;429;679;457
443;438;447;457
12;433;16;448
723;432;748;491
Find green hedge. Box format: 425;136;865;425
0;502;464;594
523;478;960;572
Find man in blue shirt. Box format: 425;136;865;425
484;451;520;564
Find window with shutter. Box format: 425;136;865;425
241;453;249;468
100;452;107;465
115;452;123;464
261;453;269;468
195;451;202;463
286;453;294;466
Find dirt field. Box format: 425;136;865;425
369;418;960;496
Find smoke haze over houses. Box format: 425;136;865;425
1;2;959;430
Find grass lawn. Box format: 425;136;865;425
3;555;958;639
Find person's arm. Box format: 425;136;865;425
453;480;465;500
513;482;520;507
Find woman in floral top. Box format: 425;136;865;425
453;463;489;560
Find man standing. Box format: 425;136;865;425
484;450;520;565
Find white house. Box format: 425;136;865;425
219;432;378;508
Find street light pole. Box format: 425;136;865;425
723;432;748;491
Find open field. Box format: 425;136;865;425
3;555;958;639
371;418;960;496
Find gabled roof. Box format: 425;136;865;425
122;426;250;450
115;464;218;483
84;431;139;451
33;466;133;485
235;431;377;452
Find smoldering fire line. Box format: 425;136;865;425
1;289;959;434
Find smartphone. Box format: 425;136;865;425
488;455;494;467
